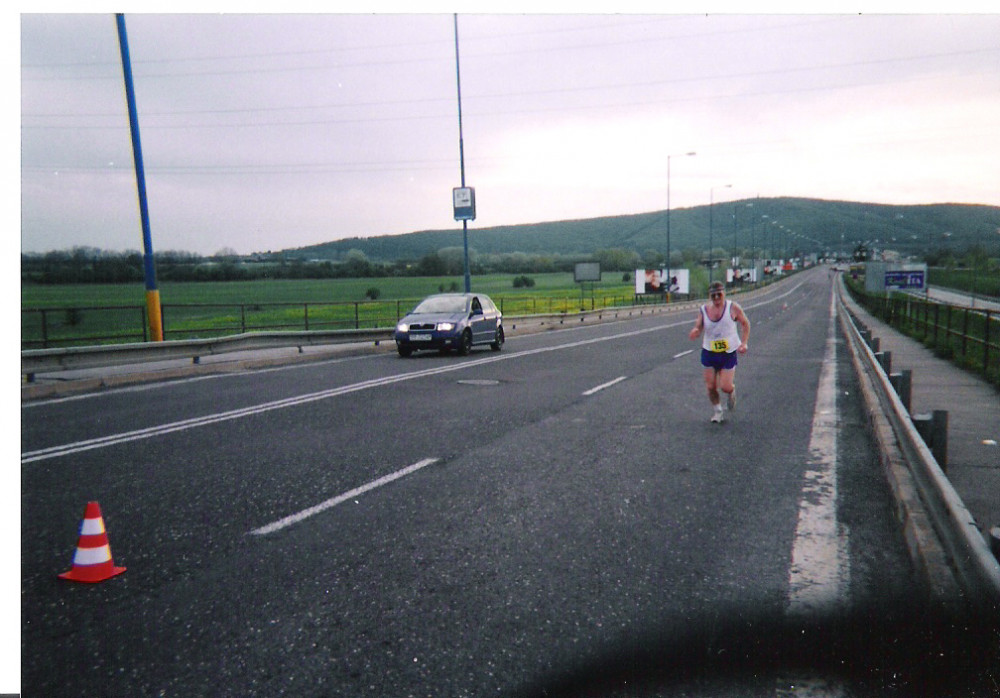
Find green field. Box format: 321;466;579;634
23;272;688;348
928;268;1000;299
21;273;636;307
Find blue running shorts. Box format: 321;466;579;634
701;348;738;371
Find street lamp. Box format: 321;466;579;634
709;184;732;284
666;151;696;298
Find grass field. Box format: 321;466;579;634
928;268;1000;299
23;272;690;347
21;273;638;308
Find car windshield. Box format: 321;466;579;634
412;296;467;314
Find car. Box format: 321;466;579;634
394;293;504;357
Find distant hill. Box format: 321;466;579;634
286;197;1000;264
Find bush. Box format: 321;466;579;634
365;287;380;300
513;275;535;288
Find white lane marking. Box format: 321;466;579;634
583;376;627;396
21;324;681;463
672;349;694;359
23;280;808;464
786;288;849;617
22;352;376;408
251;458;439;536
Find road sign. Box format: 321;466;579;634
884;270;925;290
453;187;476;221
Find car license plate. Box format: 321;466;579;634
411;334;432;341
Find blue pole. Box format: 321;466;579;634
115;13;162;341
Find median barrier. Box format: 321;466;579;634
838;279;1000;614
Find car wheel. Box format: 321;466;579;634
491;326;505;351
397;345;413;357
457;329;472;356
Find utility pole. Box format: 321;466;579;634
116;13;162;341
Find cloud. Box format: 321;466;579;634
19;12;1000;255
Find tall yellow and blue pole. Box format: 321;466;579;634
115;14;162;341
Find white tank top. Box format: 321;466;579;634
701;300;741;353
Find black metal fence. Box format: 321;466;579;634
21;293;657;349
847;286;1000;387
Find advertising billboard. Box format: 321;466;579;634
636;268;689;295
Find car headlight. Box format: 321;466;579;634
396;322;409;333
436;322;455;332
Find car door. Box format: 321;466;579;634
469;296;489;344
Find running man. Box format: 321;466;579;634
688;281;751;423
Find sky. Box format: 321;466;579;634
16;9;1000;259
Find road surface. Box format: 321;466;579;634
22;268;992;696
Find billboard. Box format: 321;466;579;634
726;266;757;284
636;268;689;295
574;262;601;283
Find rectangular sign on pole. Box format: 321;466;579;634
868;263;927;292
453;187;476;221
574;262;601;283
635;268;689;295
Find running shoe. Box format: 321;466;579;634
711;408;725;423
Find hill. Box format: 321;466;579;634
286;197;1000;264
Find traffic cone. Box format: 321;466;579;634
58;501;126;583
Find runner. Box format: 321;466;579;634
688;281;751;423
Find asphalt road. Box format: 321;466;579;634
21;268;995;696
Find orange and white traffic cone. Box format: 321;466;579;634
58;501;126;583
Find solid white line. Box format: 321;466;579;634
786;288;849;617
582;376;627;396
672;349;694;359
250;458;439;536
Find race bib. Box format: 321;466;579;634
710;339;730;353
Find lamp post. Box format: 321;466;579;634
751;197;759;283
709;184;732;284
453;14;472;293
666;151;696;298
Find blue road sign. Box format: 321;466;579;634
885;270;925;289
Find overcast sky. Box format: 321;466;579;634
18;10;1000;256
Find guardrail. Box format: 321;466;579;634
837;279;1000;614
20;328;392;380
20;293;658;350
21;301;705;383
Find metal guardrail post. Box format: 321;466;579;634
889;368;912;413
912;410;949;471
874;349;891;374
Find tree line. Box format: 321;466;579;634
21;246;673;285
